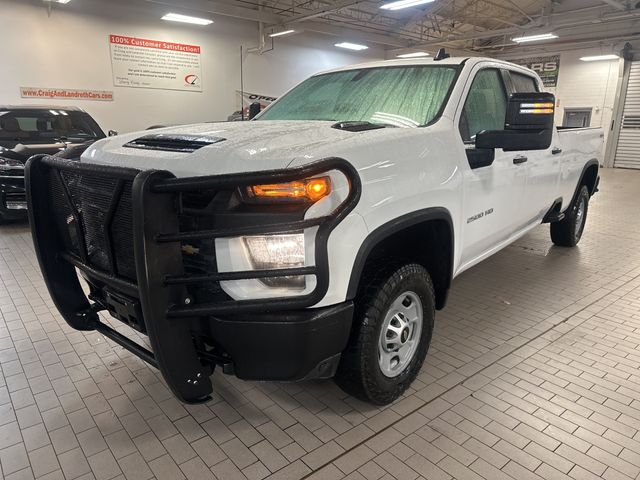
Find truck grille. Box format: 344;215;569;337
46;169;228;303
47;168;137;281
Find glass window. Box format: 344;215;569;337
459;69;507;142
258;66;458;127
0;109;104;147
511;72;539;93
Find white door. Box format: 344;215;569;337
507;70;560;221
457;67;528;269
614;61;640;169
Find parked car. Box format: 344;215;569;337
26;56;601;405
0;106;106;221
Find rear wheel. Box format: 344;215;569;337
551;185;590;247
335;263;434;405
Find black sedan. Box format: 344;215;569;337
0;106;107;221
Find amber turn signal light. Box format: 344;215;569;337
247;176;332;203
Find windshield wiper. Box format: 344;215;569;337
331;121;393;132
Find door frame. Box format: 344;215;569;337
604;58;631;167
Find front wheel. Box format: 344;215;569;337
551;185;590;247
335;263;435;405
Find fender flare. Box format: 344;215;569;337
346;207;455;307
568;159;599;209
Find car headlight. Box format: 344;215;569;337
242;233;306;288
0;157;24;171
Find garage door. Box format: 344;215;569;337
614;61;640;169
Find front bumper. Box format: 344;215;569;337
210;302;354;381
26;155;360;403
0;174;27;220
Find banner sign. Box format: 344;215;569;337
236;91;277;110
507;55;561;87
20;87;114;101
109;34;203;92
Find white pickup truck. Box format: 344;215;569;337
26;56;602;405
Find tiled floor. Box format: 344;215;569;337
1;168;640;480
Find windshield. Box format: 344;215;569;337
0;109;105;148
258;65;458;127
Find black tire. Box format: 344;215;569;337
551;185;590;247
335;263;435;405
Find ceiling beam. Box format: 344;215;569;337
409;7;640;47
490;33;640;57
300;20;413;47
281;0;363;23
146;0;415;47
145;0;282;24
600;0;628;10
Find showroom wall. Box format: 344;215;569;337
546;49;620;143
497;47;622;145
0;0;383;133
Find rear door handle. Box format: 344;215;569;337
552;147;563;155
513;155;528;165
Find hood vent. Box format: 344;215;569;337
123;134;226;153
331;121;387;132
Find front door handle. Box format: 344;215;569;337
552;147;563;155
513;155;528;165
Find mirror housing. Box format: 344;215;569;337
108;130;118;137
476;92;555;151
466;148;495;170
248;102;261;120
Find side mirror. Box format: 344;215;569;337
476;92;555;151
248;102;261;120
108;130;118;137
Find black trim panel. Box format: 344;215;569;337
208;302;354;381
569;159;599;208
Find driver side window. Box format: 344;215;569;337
459;69;507;143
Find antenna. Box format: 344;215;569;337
434;48;450;61
240;46;245;121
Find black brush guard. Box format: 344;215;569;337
26;155;360;403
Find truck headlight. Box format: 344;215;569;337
242;233;305;288
242;176;331;204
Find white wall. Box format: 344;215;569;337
0;0;382;133
546;49;620;145
500;47;621;147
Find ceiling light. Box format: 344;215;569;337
44;0;72;3
380;0;435;10
162;13;213;25
397;51;430;58
580;54;619;62
512;33;558;43
335;42;368;51
270;30;295;37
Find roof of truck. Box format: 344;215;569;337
318;56;535;76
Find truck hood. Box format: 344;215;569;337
82;121;362;177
